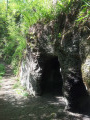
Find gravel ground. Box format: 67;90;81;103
0;64;90;120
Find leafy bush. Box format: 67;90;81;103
76;0;90;23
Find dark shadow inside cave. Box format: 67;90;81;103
40;56;63;96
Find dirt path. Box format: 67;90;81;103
0;64;90;120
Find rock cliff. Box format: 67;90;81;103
20;2;90;113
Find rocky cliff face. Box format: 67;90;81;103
20;20;58;96
20;10;90;112
80;26;90;90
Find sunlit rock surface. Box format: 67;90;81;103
80;34;90;91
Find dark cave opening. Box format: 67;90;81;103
40;56;63;96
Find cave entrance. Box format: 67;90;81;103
40;56;63;96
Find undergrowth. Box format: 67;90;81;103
0;64;5;78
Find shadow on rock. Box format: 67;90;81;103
68;95;90;116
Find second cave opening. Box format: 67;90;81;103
40;56;63;96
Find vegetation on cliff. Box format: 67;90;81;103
0;0;90;75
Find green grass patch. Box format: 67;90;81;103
15;88;29;97
0;64;5;77
0;85;2;89
13;81;29;97
0;76;2;80
22;92;29;97
13;81;21;89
